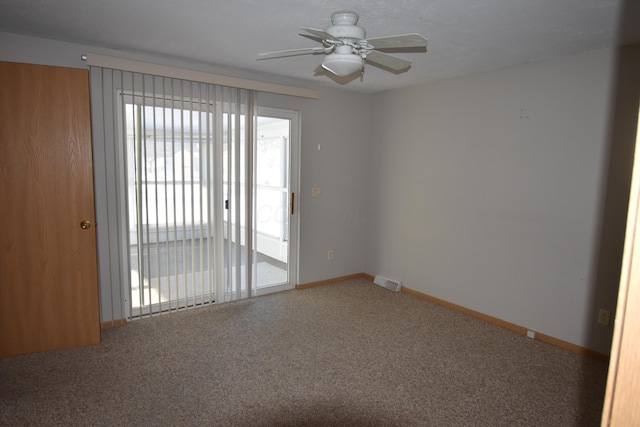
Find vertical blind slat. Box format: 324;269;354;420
151;75;161;313
171;78;179;312
189;81;196;308
164;79;171;310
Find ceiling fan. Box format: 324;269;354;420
257;11;428;78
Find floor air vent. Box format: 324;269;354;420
373;275;402;292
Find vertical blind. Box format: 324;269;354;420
90;66;257;320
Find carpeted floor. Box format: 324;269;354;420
0;278;609;426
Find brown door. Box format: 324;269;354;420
0;61;100;356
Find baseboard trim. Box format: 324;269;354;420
401;286;610;362
297;273;609;362
533;331;609;362
296;273;372;290
101;319;127;330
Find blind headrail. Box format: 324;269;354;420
85;53;320;100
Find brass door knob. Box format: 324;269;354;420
80;220;92;230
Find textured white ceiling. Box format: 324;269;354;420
0;0;634;93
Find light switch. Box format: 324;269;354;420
312;187;321;198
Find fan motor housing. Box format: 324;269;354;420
326;11;366;40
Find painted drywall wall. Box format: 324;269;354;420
366;48;626;354
0;32;371;321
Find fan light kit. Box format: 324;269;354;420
257;11;428;78
322;46;363;76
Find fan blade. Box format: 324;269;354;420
257;47;326;60
300;26;340;42
365;50;412;71
300;33;325;44
366;33;428;50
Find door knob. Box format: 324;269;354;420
80;220;92;230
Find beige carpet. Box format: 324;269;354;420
0;278;608;426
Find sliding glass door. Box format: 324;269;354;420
121;83;297;318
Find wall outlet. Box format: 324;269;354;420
327;250;334;260
598;309;611;326
312;187;321;198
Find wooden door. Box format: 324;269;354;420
0;61;100;356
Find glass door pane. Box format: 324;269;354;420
254;114;292;290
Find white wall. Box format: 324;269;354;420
366;48;621;354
